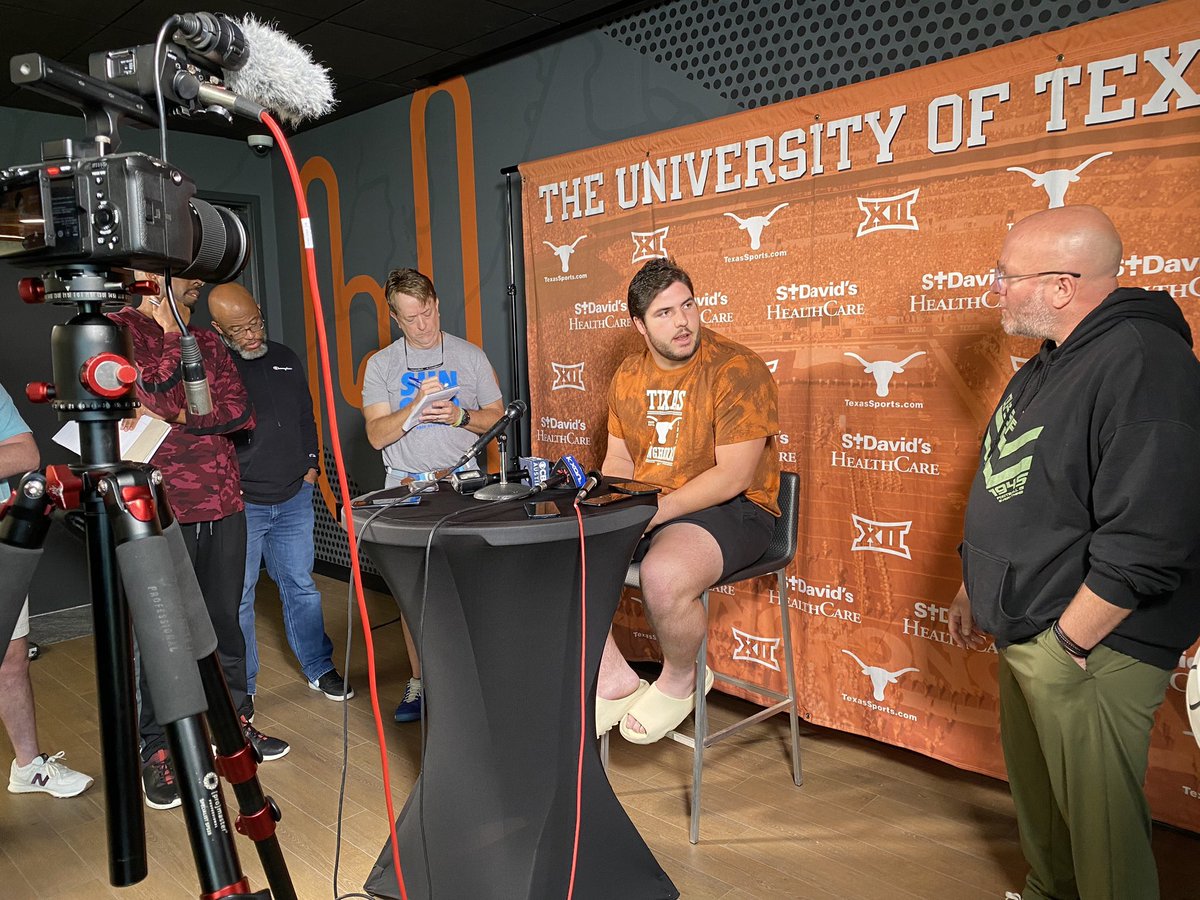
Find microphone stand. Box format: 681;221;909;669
0;266;294;899
473;433;532;501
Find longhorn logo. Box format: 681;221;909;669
542;235;586;273
731;627;782;671
647;414;682;444
1006;152;1112;208
631;227;670;263
842;650;919;701
551;362;586;392
856;188;919;237
724;203;789;250
843;351;925;397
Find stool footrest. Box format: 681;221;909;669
713;671;790;703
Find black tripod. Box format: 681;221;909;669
0;268;295;900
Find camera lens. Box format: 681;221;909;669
176;199;250;283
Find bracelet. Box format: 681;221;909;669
1053;620;1091;658
456;407;471;428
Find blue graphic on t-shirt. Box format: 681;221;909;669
399;370;461;421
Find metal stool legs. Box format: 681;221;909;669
598;569;802;843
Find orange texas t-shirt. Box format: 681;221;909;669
607;327;780;516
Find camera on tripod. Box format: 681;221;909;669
0;147;247;284
0;11;256;293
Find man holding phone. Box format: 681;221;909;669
361;268;506;722
596;258;780;745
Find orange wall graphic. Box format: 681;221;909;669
519;0;1200;831
299;76;495;509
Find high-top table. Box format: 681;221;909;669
349;485;678;900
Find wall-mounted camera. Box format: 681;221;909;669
247;133;273;157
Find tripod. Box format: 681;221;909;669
0;268;294;899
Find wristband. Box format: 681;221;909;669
1053;620;1091;658
457;407;471;429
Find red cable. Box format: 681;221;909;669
262;112;408;900
566;500;587;900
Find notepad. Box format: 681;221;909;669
53;416;172;464
402;385;460;431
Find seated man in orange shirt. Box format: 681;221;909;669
597;258;780;744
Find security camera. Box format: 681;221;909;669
247;134;274;157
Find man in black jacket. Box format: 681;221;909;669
209;283;352;715
949;205;1200;900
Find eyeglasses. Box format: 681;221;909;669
224;316;265;338
991;269;1081;291
403;336;444;372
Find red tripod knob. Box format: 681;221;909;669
81;353;138;399
18;278;45;304
26;382;56;404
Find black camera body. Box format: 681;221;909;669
0;148;248;283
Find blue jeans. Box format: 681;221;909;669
240;482;335;693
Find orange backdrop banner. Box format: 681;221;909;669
519;0;1200;831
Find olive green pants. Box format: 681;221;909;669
999;627;1171;900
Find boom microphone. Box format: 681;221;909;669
212;14;336;126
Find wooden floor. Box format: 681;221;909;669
2;573;1197;899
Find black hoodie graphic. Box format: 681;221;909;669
962;288;1200;669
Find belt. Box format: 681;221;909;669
386;464;480;481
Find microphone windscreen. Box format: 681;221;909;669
226;15;336;126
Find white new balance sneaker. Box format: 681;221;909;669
8;752;94;798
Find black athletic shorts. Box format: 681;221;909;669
632;494;775;581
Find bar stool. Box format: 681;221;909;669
600;472;802;843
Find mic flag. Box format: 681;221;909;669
558;455;586;489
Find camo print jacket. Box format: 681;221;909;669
108;307;254;524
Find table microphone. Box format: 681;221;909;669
574;474;600;504
464;399;527;459
525;455;586;497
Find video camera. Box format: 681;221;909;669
0;11;256;294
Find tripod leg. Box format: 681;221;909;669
106;472;263;898
162;519;298;900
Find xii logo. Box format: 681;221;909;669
732;627;782;672
851;514;913;560
631;227;670;263
856;188;919;237
551;362;586;392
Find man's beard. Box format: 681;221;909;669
219;333;268;360
235;343;268;360
1001;288;1057;341
649;327;700;362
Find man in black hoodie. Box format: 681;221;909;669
209;283;352;717
949;205;1200;900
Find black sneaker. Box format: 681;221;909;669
308;668;354;701
241;716;289;761
141;748;181;810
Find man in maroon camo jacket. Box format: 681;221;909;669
109;272;289;811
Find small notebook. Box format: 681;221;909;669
53;416;172;464
402;385;459;431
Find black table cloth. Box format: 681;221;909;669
350;486;678;900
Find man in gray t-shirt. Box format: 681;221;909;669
361;268;505;722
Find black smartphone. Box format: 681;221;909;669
579;492;632;508
609;481;662;496
525;500;561;519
